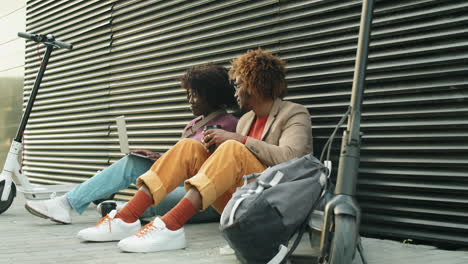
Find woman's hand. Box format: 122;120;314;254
130;149;162;161
202;129;244;152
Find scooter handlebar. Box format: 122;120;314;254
17;32;73;50
18;32;35;40
53;39;73;50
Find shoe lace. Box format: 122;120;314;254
135;221;158;238
96;215;112;232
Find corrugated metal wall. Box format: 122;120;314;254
23;0;468;246
357;0;468;246
23;0;114;186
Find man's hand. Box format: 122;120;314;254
202;129;244;152
130;149;162;161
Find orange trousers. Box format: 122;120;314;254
137;139;266;213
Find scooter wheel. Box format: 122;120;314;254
0;181;16;215
328;214;358;264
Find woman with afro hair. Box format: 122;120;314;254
76;48;313;254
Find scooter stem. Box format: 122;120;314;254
335;0;374;196
15;45;53;143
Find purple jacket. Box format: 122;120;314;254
183;112;238;142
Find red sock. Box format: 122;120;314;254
115;190;153;223
161;198;198;231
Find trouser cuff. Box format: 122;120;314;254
184;173;217;211
137;170;168;206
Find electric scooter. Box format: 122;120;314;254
319;0;374;263
0;32;75;215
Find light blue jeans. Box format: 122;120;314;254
66;155;219;222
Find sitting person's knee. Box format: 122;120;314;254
178;138;202;146
177;138;205;151
217;139;244;150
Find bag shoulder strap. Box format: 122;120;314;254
181;109;226;139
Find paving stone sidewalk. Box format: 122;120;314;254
0;195;466;264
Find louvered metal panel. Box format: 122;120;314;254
278;0;468;246
361;0;468;246
23;0;468;246
23;0;114;186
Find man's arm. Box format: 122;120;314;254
244;107;312;167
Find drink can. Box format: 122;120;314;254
204;125;222;152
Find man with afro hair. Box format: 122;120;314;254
77;48;313;254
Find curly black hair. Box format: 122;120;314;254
179;63;237;109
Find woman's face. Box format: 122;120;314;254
187;89;214;116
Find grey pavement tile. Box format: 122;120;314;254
1;195;467;264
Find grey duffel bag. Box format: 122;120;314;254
220;154;326;264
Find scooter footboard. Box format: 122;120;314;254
19;184;77;200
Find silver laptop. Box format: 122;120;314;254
116;116;153;160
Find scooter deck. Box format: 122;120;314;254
18;183;76;200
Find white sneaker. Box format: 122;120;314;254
76;210;141;242
118;217;187;253
25;195;72;224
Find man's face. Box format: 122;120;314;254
234;77;253;112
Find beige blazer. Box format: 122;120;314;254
236;98;313;167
